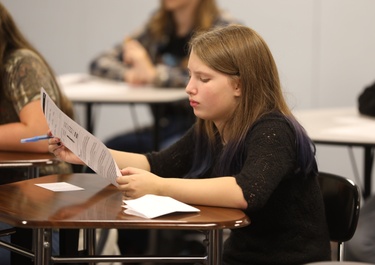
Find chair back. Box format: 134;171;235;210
318;172;361;261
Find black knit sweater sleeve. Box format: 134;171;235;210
145;127;196;178
235;114;297;213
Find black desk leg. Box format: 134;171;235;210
10;228;33;265
151;104;160;151
86;103;94;134
59;229;80;265
364;146;374;200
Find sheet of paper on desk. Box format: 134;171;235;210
122;194;200;219
36;182;84;192
41;88;121;187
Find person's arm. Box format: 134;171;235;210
153;64;189;88
50;127;247;208
153;175;247;208
0;100;50;152
135;33;189;87
235;115;298;212
89;44;127;81
115;128;247;209
1;49;64;153
120;115;296;211
110;149;150;170
117;166;247;209
122;39;157;85
89;24;151;82
162;176;247;208
48;137;150;170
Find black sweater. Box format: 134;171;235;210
146;113;331;265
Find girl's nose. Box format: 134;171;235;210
185;79;196;95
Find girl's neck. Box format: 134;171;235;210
215;122;228;145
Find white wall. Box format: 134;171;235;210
3;0;375;192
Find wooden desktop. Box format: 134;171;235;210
0;173;250;265
0;151;56;179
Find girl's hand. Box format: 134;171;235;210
117;167;164;199
122;39;156;85
47;131;84;165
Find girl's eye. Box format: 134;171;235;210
200;77;210;83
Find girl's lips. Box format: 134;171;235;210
189;100;199;107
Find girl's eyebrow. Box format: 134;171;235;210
188;69;211;76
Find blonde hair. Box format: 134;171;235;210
148;0;220;39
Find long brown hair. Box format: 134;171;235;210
148;0;220;39
187;25;316;178
0;2;73;118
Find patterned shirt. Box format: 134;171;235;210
89;10;241;131
0;49;73;181
89;10;241;88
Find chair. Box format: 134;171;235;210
317;172;361;261
305;261;374;265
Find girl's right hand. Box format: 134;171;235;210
47;131;84;165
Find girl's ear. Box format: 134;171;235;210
233;79;242;97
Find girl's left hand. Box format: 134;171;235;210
117;167;164;199
122;39;157;85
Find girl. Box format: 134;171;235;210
0;3;74;264
50;24;331;265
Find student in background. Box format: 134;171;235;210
346;195;375;263
89;0;240;153
0;3;73;179
345;82;375;263
0;3;75;264
49;24;332;265
358;80;375;117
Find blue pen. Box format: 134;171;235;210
20;135;53;143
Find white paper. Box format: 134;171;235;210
35;182;84;192
41;88;121;186
122;194;200;219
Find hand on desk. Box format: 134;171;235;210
122;38;156;85
117;167;162;200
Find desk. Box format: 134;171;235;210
304;261;374;265
59;74;188;151
294;107;375;199
0;151;58;264
0;151;56;179
0;173;250;265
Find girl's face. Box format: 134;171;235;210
186;51;241;129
